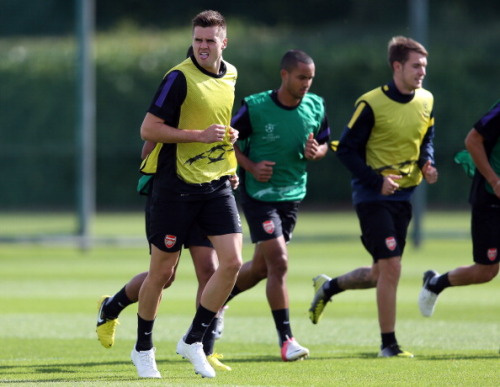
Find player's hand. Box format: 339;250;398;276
227;126;239;144
422;160;438;184
251;160;276;182
229;175;239;190
381;174;402;195
305;133;319;160
200;124;227;143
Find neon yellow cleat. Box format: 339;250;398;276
308;274;331;324
96;295;119;348
378;344;414;358
207;353;232;371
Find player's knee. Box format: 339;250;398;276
220;255;242;276
254;265;268;280
478;265;499;283
269;255;288;277
163;272;176;289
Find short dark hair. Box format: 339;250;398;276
388;36;428;67
192;10;226;33
280;50;314;72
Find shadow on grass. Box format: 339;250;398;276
287;351;500;361
414;353;500;361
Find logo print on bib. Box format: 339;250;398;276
164;234;177;249
262;220;275;234
385;236;397;251
487;248;497;262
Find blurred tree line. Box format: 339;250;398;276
1;0;499;36
0;0;499;211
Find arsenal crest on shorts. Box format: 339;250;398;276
385;236;397;251
262;220;275;234
487;248;497;261
164;234;177;249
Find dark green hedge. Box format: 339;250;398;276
1;19;499;210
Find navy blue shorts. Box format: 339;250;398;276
241;193;299;244
471;204;500;265
355;201;412;262
147;193;241;252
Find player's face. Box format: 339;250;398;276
282;61;315;100
192;26;227;74
395;51;427;94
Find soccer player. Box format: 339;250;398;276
96;47;232;374
96;169;234;373
419;101;500;317
309;36;438;358
129;10;242;379
227;49;330;361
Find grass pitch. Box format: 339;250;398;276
0;210;499;386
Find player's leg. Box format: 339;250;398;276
177;195;242;378
199;233;242;312
309;200;381;324
97;186;154;349
309;266;375;324
258;236;309;361
419;205;500;317
97;261;181;349
231;243;268;291
375;256;408;358
132;196;191;378
374;202;413;358
224;198;275;296
258;237;289;310
132;246;179;378
188;243;232;371
177;233;241;378
97;272;147;348
448;262;499;285
190;245;218;306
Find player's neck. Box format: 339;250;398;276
276;88;301;108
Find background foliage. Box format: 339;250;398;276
0;1;499;210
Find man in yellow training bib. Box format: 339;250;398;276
131;10;242;380
309;36;438;358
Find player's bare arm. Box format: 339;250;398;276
234;144;275;182
140;112;226;144
466;128;500;198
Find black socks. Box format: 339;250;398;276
136;314;155;351
272;309;293;346
184;305;216;345
103;286;133;319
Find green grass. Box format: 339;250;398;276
1;211;499;386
